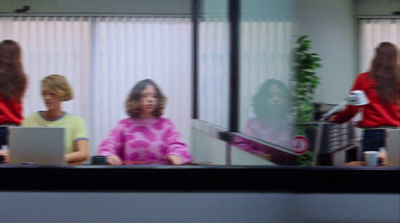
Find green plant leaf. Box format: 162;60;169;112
292;35;322;126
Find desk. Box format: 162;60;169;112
2;160;211;166
0;164;398;193
121;161;211;165
319;145;358;166
1;161;83;165
344;161;366;166
344;161;386;167
68;161;83;165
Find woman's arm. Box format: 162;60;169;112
331;74;365;123
331;105;359;124
66;116;89;164
164;119;193;164
97;121;125;165
65;139;89;164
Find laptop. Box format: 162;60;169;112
386;128;400;167
8;127;66;165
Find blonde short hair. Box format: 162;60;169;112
41;74;74;101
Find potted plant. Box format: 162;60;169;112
292;35;322;165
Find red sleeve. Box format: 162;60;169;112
0;96;23;124
332;74;365;124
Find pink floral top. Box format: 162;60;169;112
97;117;192;164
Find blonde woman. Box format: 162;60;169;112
23;74;89;164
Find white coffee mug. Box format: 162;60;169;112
364;151;379;167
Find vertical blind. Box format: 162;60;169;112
240;18;292;130
198;18;230;129
0;16;92;130
197;17;292;130
91;17;192;153
0;16;192;156
358;18;400;72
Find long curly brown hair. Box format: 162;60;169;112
369;42;400;104
0;40;28;102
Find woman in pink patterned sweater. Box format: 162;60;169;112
97;79;192;165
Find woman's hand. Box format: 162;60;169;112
167;154;183;165
107;155;122;165
0;149;9;163
327;115;336;122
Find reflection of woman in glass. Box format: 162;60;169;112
244;79;292;148
235;79;292;156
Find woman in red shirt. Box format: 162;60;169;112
330;42;400;152
0;40;27;125
0;40;28;161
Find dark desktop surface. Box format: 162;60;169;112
0;164;399;193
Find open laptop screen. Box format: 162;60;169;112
8;127;65;165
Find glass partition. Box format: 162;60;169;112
195;0;399;167
2;0;397;167
197;0;229;129
236;0;295;157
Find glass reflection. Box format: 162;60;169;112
197;0;229;129
238;0;294;159
242;79;292;149
234;79;294;164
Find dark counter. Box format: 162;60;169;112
0;165;398;193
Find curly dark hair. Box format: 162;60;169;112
0;40;28;102
369;42;400;104
252;79;290;119
125;79;167;118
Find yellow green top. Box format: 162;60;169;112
23;112;88;154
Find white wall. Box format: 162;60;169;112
354;0;400;16
0;0;191;14
297;194;400;223
296;0;357;104
1;192;398;223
